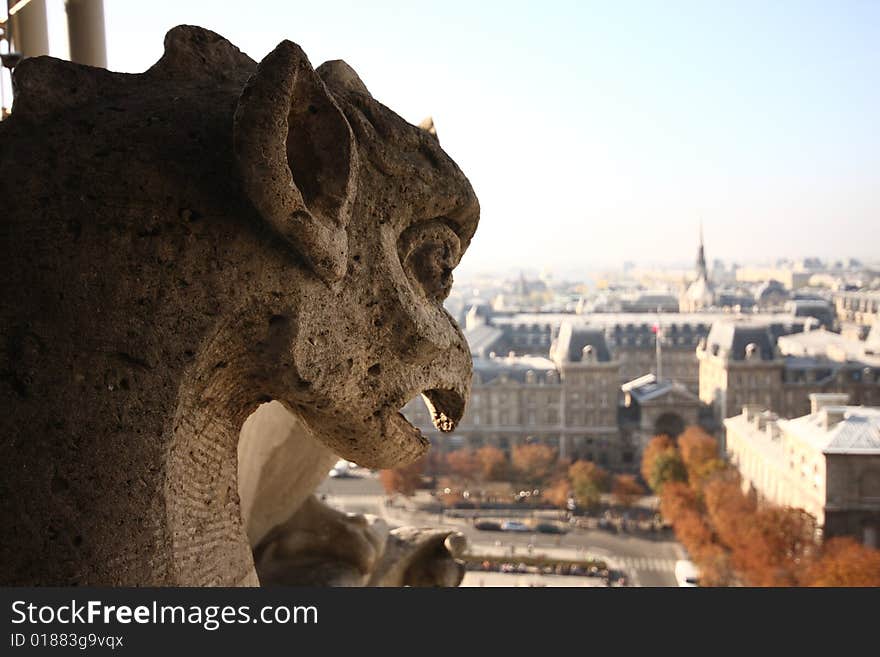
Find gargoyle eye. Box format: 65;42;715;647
397;220;461;303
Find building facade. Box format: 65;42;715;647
697;320;880;422
833;291;880;327
618;373;703;452
724;394;880;547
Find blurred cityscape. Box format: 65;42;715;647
356;229;880;586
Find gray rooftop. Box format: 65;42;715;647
464;324;506;357
620;373;699;404
473;355;558;384
551;322;612;363
781;407;880;455
703;322;778;361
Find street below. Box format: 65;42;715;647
317;472;684;587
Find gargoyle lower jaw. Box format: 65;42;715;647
365;388;466;468
303;388;467;470
420;388;466;432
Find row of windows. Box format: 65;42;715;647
465;410;615;427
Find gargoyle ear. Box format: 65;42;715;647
234;41;357;283
316;60;372;97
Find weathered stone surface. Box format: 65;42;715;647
0;25;478;585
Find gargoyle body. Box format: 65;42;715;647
0;26;478;585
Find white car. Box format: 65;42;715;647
500;520;531;532
674;559;700;587
328;459;352;478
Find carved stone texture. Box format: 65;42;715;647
0;25;479;585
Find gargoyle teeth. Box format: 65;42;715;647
421;388;465;433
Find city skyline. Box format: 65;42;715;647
25;0;880;272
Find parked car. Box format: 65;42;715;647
474;520;502;531
328;459;353;478
500;520;531;532
535;522;567;534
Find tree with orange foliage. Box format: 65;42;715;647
659;481;699;525
511;443;557;486
475;445;509;482
702;470;756;554
444;448;481;483
674;509;715;559
803;537;880;587
542;478;571;508
678;426;723;489
694;543;735;587
733;507;818;587
649;448;688;493
641;435;674;489
659;480;735;585
568;460;608;509
612;474;645;508
379;456;425;497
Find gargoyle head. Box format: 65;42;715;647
230;39;478;468
0;25;478;584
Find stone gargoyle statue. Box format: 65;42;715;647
0;25;478;586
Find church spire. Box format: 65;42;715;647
696;220;708;281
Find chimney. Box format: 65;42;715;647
743;404;762;423
809;392;850;415
821;408;847;430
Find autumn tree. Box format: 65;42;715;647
641;435;675;489
803;537;880;587
659;481;698;526
379;456;425;497
568;460;608;510
678;426;718;464
694;543;736;587
678;426;724;490
649;449;688;493
475;445;509;482
734;507;818;587
511;443;557;486
612;474;645;508
444;448;481;483
702;470;756;554
542;478;571;508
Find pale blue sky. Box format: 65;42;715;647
40;1;880;274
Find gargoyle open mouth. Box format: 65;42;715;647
420;388;466;433
378;388;466;468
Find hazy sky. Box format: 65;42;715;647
38;1;880;275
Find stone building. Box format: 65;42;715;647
833;291;880;327
468;308;806;396
724;394;880;547
479;311;716;394
606;318;708;393
697;319;880;422
618;373;703;452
